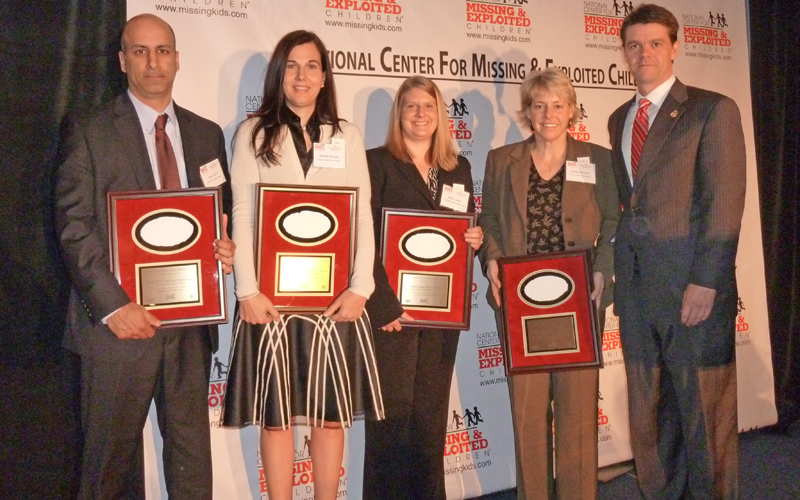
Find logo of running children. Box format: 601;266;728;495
448;96;475;158
257;440;347;496
444;403;492;477
681;11;734;53
208;356;228;411
735;297;751;347
567;105;591;141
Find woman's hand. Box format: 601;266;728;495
323;290;367;322
464;226;484;250
590;272;604;309
486;259;502;306
380;312;414;332
239;293;281;324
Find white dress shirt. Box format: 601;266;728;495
128;90;189;189
621;75;676;184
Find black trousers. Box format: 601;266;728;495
363;327;460;500
77;326;213;500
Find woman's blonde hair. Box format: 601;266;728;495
385;76;458;171
517;68;579;129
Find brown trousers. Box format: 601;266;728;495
508;368;599;500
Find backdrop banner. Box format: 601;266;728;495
126;0;775;497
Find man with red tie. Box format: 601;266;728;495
55;14;234;499
607;4;746;499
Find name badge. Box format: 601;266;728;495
313;138;346;169
440;184;470;212
565;160;596;184
199;159;227;187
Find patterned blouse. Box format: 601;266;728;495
526;159;565;255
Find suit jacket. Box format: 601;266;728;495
478;135;620;310
607;79;746;336
364;146;476;329
55;93;232;354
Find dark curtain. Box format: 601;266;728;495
749;0;800;430
0;0;125;497
0;0;798;496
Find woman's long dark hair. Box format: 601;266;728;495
248;30;340;165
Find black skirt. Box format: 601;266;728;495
221;313;385;429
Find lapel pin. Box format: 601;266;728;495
670;110;679;118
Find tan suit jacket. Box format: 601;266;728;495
479;134;619;309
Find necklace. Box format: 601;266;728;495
531;148;565;178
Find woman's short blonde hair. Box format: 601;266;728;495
385;76;458;171
517;68;579;129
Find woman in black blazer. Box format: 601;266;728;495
362;76;483;500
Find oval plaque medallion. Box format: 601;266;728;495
518;270;575;308
133;210;201;255
277;204;337;246
399;227;456;266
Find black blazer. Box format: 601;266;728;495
55;93;232;353
364;146;475;329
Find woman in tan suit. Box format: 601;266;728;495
478;68;620;499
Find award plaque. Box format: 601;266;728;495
255;184;357;312
108;187;228;327
380;208;477;329
498;250;602;374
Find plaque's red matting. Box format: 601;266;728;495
108;188;227;326
381;209;476;330
256;184;357;312
498;250;601;373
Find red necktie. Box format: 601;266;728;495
155;114;181;190
630;98;651;179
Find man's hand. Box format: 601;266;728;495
590;272;604;309
486;259;502;306
107;302;161;339
215;214;235;275
380;312;414;332
681;284;717;327
323;290;367;322
239;293;281;324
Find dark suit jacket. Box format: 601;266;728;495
364;146;476;329
608;79;746;360
478;135;620;310
55;93;232;353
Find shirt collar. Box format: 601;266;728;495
128;90;178;133
280;105;320;142
635;75;676;110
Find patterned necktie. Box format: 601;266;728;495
155;114;181;190
630;98;651;179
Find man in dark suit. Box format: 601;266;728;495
54;14;234;499
608;4;746;499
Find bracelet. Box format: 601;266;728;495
237;292;260;301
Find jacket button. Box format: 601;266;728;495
564;217;572;223
567;241;575;247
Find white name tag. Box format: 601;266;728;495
313;138;346;169
440;184;470;212
565;160;596;184
199;159;227;187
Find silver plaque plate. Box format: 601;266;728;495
138;261;202;308
398;271;452;310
